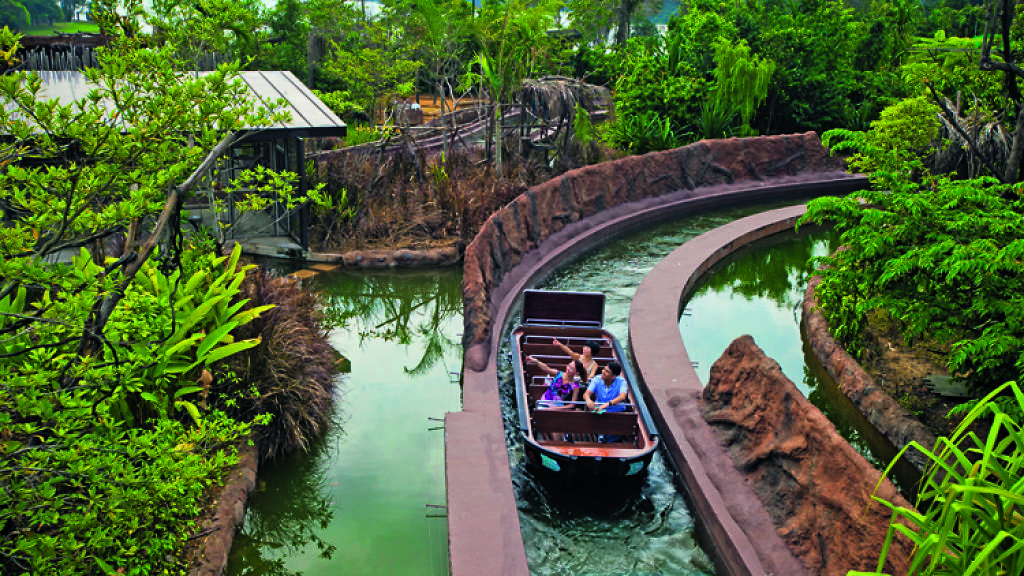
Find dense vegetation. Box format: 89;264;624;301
0;18;338;574
3;0;1022;573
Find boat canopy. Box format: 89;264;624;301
521;289;604;328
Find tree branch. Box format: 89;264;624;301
926;82;1004;182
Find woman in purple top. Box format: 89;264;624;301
525;357;585;410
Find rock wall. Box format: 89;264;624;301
189;442;259;576
802;277;938;472
462;133;847;370
702;335;914;576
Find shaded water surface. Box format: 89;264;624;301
227;268;462;576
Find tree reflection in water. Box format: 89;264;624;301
316;268;462;377
227;436;337;576
226;267;462;575
697;227;839;307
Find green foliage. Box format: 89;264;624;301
573;101;594;147
611;33;708;143
311;89;367;122
697;97;737;140
822;96;940;183
1;411;249;575
0;20;313;574
800;176;1024;395
323;14;420;121
709;38;775;137
148;0;264;66
855;381;1024;576
605;110;680;154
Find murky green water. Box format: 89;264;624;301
227;268;462;576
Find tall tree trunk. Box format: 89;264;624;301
1005;100;1024;183
616;0;636;47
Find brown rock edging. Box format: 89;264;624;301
463;133;861;371
629;205;816;576
802;277;938;473
304;245;462;268
702;335;914;576
188;442;259;576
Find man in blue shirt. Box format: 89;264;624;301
584;361;628;413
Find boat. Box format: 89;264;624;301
510;289;660;488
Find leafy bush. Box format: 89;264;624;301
0;406;249;575
800;176;1024;397
605;110;680;155
856;381;1024;575
0;241;276;574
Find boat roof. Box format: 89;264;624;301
521;290;604;328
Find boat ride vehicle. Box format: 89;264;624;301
509;289;660;487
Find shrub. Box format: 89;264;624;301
220;268;339;462
857;381;1024;575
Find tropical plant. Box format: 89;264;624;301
853;381;1024;576
709;37;775;137
1;410;250;575
605;110;680;154
800;175;1024;397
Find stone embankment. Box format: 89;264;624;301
188;443;259;576
703;335;914;576
802;277;938;472
462;132;853;371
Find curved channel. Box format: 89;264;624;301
495;199;883;574
229;197;898;574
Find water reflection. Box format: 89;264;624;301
318;268;463;376
680;230;918;495
227;267;462;576
228;438;338;576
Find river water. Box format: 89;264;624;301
228;199;909;574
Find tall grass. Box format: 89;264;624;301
220;268;340;462
854;381;1024;575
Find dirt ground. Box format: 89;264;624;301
858;325;964;438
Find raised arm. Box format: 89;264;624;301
525;356;557;376
551;338;581;361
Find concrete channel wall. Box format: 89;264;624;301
629;205;816;576
448;133;869;576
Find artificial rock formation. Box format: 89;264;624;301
702;335;914;576
462;133;849;370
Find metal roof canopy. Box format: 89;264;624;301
20;70;346;140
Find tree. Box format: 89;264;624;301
22;0;62;26
148;0;265;69
0;1;30;31
0;12;290;389
708;38;774;136
976;0;1024;182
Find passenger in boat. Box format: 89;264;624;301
525;357;585;410
550;337;603;379
584;361;628;414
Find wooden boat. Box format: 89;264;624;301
510;290;660;487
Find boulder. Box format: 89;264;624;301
702;335;914;576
